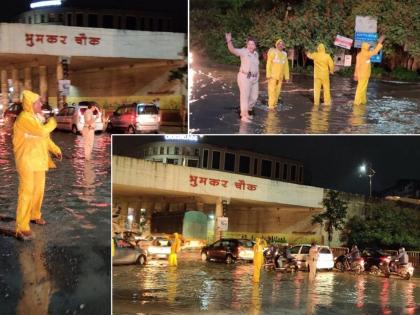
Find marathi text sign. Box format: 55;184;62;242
189;175;257;192
25;32;101;48
334;35;353;50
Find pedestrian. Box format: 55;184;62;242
83;102;96;160
168;232;182;266
266;38;289;109
308;242;319;280
306;44;334;106
13;90;62;241
353;35;385;105
253;238;265;282
225;32;259;123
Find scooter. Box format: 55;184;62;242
275;255;299;272
389;259;414;280
335;254;365;274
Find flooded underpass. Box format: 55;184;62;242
0;128;111;314
189;63;420;134
113;252;420;315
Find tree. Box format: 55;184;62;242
312;190;348;246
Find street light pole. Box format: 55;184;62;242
359;163;376;198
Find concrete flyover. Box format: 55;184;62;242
113;156;327;243
0;23;186;109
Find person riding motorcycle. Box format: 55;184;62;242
395;247;409;267
345;245;361;270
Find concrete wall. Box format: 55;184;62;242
0;23;185;60
113;156;324;209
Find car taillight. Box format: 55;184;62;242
381;256;391;263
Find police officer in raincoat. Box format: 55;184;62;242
168;232;182;266
13;90;62;240
306;44;334;106
266;39;289;109
353;35;385;105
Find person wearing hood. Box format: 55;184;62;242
354;35;385;105
266;39;289;109
168;232;182;266
306;44;334;106
225;32;259;123
13;90;62;240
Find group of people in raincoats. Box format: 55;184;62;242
12;90;97;240
225;33;386;122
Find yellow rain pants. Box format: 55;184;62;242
252;238;265;283
168;233;182;266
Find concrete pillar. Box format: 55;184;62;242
1;70;8;107
11;68;20;102
56;60;64;109
24;67;32;91
39;66;48;103
214;198;223;241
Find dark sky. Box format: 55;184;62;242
113;135;420;196
0;0;187;31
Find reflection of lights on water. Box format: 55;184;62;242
188;52;196;104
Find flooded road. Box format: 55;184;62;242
113;252;420;315
0;128;111;314
189;64;420;134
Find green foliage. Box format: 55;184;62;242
312;190;348;246
390;67;420;81
341;202;420;250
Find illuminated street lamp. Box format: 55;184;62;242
359;163;376;197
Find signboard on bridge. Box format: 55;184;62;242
217;217;228;231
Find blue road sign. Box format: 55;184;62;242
370;50;382;63
354;32;382;63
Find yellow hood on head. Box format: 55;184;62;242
21;90;40;114
361;42;370;51
275;38;284;48
317;43;326;53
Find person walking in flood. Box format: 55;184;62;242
308;242;319;280
353;35;385;105
306;44;334;106
83;102;96;160
13;90;62;240
168;232;182;266
225;32;259;123
266;39;289;109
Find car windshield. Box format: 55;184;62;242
138;105;158;115
289;246;300;254
154;239;170;246
319;247;331;254
238;240;254;248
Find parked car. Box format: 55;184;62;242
112;237;147;266
136;234;172;259
289;244;334;271
2;102;22;124
107;103;160;134
201;239;255;264
361;248;391;276
55;103;104;134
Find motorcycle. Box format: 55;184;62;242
275;255;299;272
335;254;365;274
367;255;391;277
389;259;414;280
263;245;279;270
263;245;298;272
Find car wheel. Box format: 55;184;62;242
226;254;234;264
127;125;135;134
370;266;380;276
201;252;208;262
335;261;345;272
137;255;146;265
72;125;78;135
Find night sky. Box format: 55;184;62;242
113;135;420;196
0;0;187;31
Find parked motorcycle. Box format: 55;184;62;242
263;245;298;272
389;259;414;280
335;254;365;274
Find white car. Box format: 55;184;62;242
55;104;104;134
140;237;171;259
289;244;334;270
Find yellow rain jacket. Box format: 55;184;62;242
266;39;289;81
306;44;334;79
354;42;383;80
13;90;61;173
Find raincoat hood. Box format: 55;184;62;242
21;90;40;114
317;43;326;53
361;42;370;51
275;38;284;48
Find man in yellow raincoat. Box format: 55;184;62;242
354;35;385;105
266;39;289;109
13;90;62;240
253;238;265;282
306;44;334;106
168;232;182;266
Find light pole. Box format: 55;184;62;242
359;163;376;197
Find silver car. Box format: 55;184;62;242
55;103;104;134
113;238;147;265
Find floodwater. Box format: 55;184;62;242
189;63;420;134
0;128;111;314
113;252;420;315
